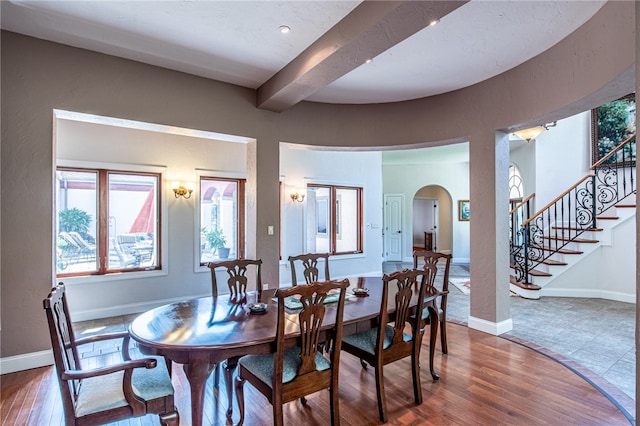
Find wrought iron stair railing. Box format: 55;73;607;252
510;133;636;287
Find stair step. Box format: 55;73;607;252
528;269;552;277
544;236;599;244
509;275;542;290
541;258;568;266
552;226;603;232
532;245;583;255
597;216;619;220
616;204;636;208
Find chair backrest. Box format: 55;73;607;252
413;249;452;310
43;283;82;418
287;252;330;285
377;269;432;355
208;258;263;299
273;279;349;390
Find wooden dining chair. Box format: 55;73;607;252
235;279;349;426
340;269;439;423
288;252;330;285
43;283;179;426
208;258;263;416
413;249;452;353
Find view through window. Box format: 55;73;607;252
199;177;245;264
306;184;362;255
56;168;160;276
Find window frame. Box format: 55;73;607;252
56;166;162;278
307;183;363;255
197;174;246;267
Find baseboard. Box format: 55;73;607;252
0;350;53;375
468;316;513;335
541;288;635;304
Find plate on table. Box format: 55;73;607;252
247;302;268;314
352;287;369;297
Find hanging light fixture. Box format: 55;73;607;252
513;121;557;142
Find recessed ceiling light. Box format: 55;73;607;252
279;25;290;34
365;58;372;64
429;19;440;26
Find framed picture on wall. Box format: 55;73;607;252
458;200;470;221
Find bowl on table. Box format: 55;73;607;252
352;287;369;297
247;302;268;314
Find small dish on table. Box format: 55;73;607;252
247;302;268;314
352;287;369;297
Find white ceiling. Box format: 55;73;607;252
2;0;606;106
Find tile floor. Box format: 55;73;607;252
382;261;636;418
74;262;637;419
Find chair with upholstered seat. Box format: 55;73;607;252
340;269;439;423
207;258;263;416
288;252;330;285
413;249;452;353
235;279;349;426
43;283;179;426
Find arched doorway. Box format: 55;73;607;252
412;185;453;254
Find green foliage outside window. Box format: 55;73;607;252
58;208;92;238
593;94;636;165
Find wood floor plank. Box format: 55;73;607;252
1;323;631;425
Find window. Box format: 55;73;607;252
56;167;160;276
199;176;245;265
306;184;362;255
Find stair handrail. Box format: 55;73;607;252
590;133;636;169
510;193;535;215
520;175;594;228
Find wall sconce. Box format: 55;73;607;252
513;121;557;142
290;191;305;203
172;182;194;199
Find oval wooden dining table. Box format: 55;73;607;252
128;276;440;426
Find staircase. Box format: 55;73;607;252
510;134;636;299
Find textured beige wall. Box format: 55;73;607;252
1;1;635;359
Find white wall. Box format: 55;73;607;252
382;153;470;263
279;145;384;284
531;112;592;209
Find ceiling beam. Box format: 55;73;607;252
256;0;468;112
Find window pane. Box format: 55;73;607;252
108;173;158;270
307;186;331;253
200;178;238;263
56;170;98;273
335;188;359;253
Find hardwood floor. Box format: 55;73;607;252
1;323;631;425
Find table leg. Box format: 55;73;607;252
223;357;239;417
183;356;216;426
427;305;440;380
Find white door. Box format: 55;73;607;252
384;194;403;261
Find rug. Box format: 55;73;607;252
449;278;470;295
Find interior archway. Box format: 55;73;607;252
412;185;453;255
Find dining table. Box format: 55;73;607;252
128;276;440;426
